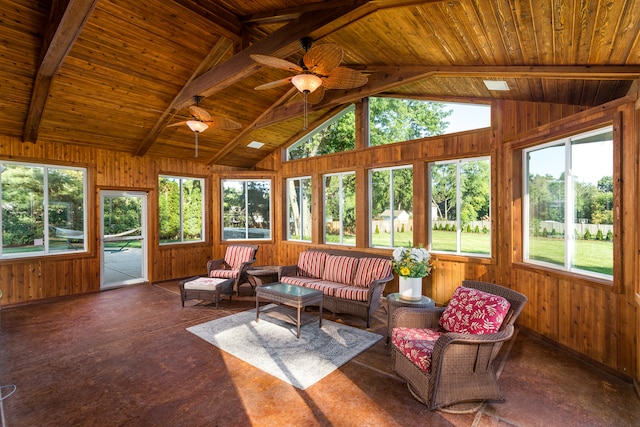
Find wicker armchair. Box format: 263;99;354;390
207;244;258;296
391;280;527;412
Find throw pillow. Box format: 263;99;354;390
296;251;328;278
352;257;392;287
322;255;358;285
439;286;511;335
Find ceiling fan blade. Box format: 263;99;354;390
307;86;325;104
250;54;303;72
189;105;211;121
303;44;343;75
167;120;188;128
254;77;293;90
322;67;368;89
205;116;242;130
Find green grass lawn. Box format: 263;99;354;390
528;236;613;275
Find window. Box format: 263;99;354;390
287;105;355;160
222;179;271;240
523;126;613;279
369;98;489;146
323;172;355;245
159;176;204;244
430;157;491;256
370;166;413;248
1;162;87;258
286;177;312;241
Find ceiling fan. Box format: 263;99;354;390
167;96;241;158
250;38;368;128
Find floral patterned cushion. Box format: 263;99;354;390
392;327;442;373
439;286;511;334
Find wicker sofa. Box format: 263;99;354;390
278;249;393;327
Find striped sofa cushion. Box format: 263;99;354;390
352;257;392;287
300;280;346;297
322;255;358;285
223;245;255;269
296;251;328;278
332;285;369;301
280;276;321;287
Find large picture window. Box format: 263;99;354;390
523;126;613;279
286;177;312;241
323;172;355;245
430;157;491;256
1;162;87;258
370;166;413;248
222;179;271;240
287;105;355;160
159;176;204;244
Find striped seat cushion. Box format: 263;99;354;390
210;269;240;279
296;251;328;278
352;257;392;287
392;327;443;373
332;285;369;301
224;245;255;269
280;276;321;287
300;280;346;297
322;255;358;285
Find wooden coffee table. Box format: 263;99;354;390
255;282;323;338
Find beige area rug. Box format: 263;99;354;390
187;305;382;390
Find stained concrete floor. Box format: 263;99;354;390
0;282;638;427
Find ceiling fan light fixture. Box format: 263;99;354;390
186;120;208;133
291;73;322;93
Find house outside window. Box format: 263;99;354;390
1;162;87;258
430;157;491;256
159;176;204;244
323;172;355;245
286;176;312;241
222;179;271;240
523;126;613;279
370;166;413;248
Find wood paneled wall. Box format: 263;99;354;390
0;136;241;305
1;96;638;381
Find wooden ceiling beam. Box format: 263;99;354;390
22;0;98;143
354;65;640;80
255;65;640;127
240;1;358;25
171;0;242;40
172;0;379;110
134;37;235;157
206;87;299;165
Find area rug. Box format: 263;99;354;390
186;305;382;389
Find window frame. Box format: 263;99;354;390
428;156;492;258
0;161;88;259
158;175;205;246
221;179;272;241
322;171;356;246
522;126;614;281
368;164;414;249
286;176;312;242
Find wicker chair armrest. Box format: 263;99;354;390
278;264;298;279
238;258;257;272
435;324;515;349
392;306;445;329
207;258;225;273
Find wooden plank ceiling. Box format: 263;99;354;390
1;0;640;168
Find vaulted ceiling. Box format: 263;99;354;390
2;0;640;168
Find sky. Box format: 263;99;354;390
442;103;491;134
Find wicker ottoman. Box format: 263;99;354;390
179;277;234;309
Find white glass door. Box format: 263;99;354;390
100;190;147;289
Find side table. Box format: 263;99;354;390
386;292;435;344
246;265;280;294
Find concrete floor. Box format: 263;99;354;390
0;282;638;427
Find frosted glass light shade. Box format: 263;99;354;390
186;120;208;133
291;74;322;93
